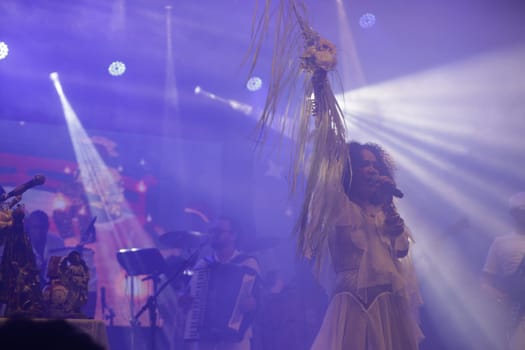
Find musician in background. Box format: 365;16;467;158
0;185;11;315
0;184;9;234
25;210;65;275
482;191;525;350
183;216;261;350
0;185;9;232
25;210;97;318
0;199;46;316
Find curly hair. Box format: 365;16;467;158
342;141;396;194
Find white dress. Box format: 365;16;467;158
311;190;423;350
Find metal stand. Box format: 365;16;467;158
117;248;166;350
132;246;203;350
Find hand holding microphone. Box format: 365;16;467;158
369;175;406;236
383;202;405;237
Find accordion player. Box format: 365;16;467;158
184;252;261;346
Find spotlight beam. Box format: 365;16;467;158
50;74;153;248
194;86;253;116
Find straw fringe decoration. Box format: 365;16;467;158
247;0;350;263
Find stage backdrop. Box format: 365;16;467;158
0;117;297;327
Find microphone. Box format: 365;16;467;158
371;175;404;199
382;182;404;199
3;175;46;200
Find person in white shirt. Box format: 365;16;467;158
483;191;525;350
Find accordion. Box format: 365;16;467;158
184;256;259;342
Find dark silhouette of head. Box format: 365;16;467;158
25;210;51;257
0;318;104;350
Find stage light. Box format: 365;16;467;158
359;13;376;28
335;0;367;87
108;61;126;76
136;180;147;193
195;86;253;115
52;193;70;211
246;76;263;91
0;42;8;60
50;71;158;326
49;72;64;95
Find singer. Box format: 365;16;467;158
305;141;423;350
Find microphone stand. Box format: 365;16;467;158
132;245;203;350
105;306;116;326
101;288;116;327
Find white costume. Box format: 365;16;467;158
311;189;423;350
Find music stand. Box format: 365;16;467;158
116;248;166;350
117;248;166;277
132;244;205;350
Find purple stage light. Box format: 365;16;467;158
108;61;126;76
359;13;376;29
0;42;9;60
246;76;262;91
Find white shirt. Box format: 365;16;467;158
483;232;525;277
